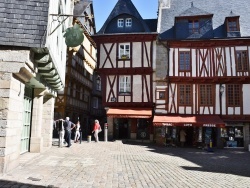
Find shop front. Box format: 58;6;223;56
106;108;153;141
220;123;245;148
153;115;225;148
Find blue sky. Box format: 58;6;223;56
93;0;158;32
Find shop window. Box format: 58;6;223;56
221;126;244;147
178;84;192;106
236;50;248;72
179;51;191;72
199;84;213;106
227;84;241;107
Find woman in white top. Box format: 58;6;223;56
74;121;81;143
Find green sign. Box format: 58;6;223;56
63;23;84;47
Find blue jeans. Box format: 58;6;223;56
65;130;71;147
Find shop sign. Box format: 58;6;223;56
162;123;172;126
203;124;216;127
184;124;192;126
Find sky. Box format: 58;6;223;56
92;0;158;32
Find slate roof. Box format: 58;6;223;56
144;19;158;32
0;0;49;48
73;0;91;16
97;0;152;34
178;4;212;17
159;0;250;39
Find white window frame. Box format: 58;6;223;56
117;19;124;27
126;18;132;27
119;43;130;59
119;76;131;93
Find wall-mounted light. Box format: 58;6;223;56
96;76;101;85
220;84;225;94
111;97;116;102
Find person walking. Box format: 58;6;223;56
92;119;101;142
74;121;81;143
180;129;186;147
63;117;75;147
56;119;65;148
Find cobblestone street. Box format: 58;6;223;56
0;140;250;188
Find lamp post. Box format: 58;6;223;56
96;76;101;90
219;84;225;116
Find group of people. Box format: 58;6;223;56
55;117;101;147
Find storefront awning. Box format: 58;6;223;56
153;115;225;128
106;108;152;118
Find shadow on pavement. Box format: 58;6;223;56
0;179;50;188
122;140;250;178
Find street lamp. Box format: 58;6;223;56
219;84;225;116
96;76;101;85
96;76;101;91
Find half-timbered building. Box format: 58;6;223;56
154;0;250;149
93;0;157;141
54;0;105;137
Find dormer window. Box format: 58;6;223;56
188;20;199;34
126;18;132;27
117;19;124;27
225;11;240;37
227;18;239;32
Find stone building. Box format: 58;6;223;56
0;0;73;173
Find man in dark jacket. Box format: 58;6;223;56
63;117;75;147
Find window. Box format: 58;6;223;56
199;84;213;106
179;51;191;71
119;44;130;59
189;20;199;34
179;84;192;106
236;50;248;72
227;18;239;32
93;97;98;108
159;91;166;99
119;76;131;93
227;84;241;106
126;18;132;27
117;19;124;27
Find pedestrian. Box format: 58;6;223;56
74;121;81;143
63;117;75;147
180;129;186;147
92;119;101;142
56;119;65;148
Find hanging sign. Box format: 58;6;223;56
63;23;84;47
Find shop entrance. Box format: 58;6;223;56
176;127;217;147
114;118;129;139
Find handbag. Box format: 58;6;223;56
98;126;102;133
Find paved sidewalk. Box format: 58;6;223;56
0;140;250;188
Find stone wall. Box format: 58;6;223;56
155;41;168;86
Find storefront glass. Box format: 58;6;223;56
221;126;244;147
